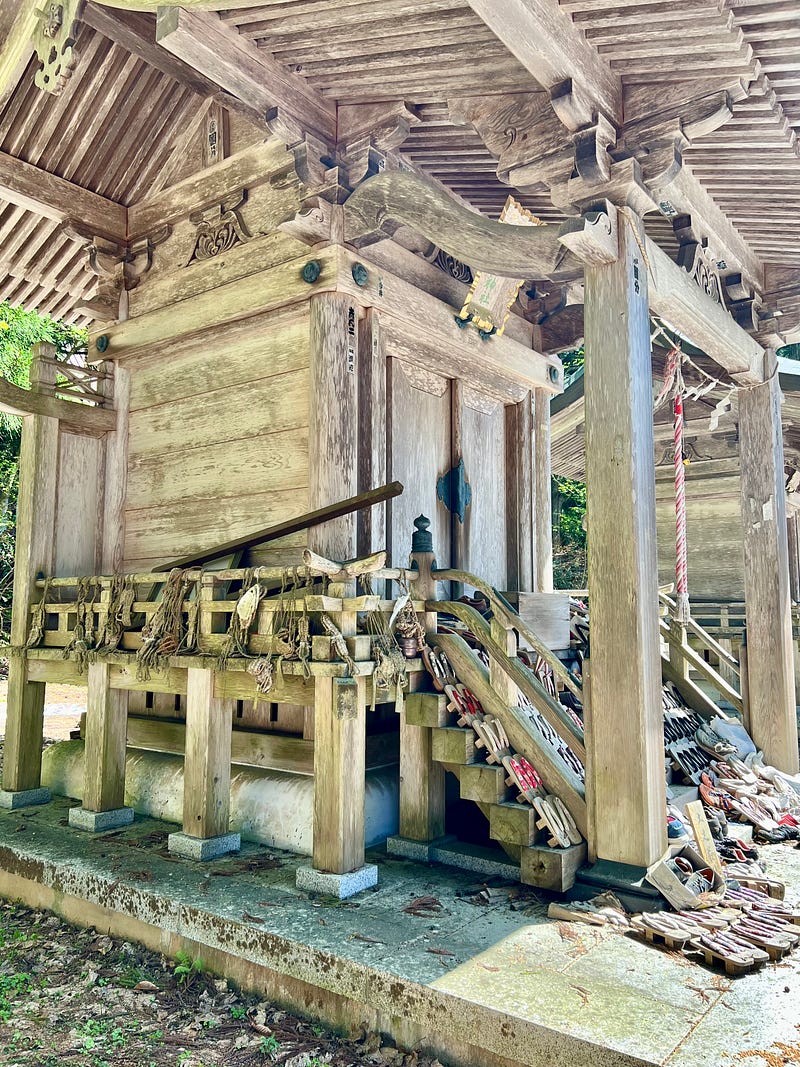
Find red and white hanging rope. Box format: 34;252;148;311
653;330;691;623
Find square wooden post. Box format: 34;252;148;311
69;661;133;831
739;356;799;772
297;673;377;898
168;667;239;860
505;394;534;593
1;346;58;809
583;209;666;871
388;519;449;859
308;291;359;561
533;388;554;593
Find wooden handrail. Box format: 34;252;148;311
431;566;583;701
660;619;743;714
433;600;586;760
659;592;740;673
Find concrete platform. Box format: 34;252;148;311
1;797;799;1067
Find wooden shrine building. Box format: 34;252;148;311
0;0;799;903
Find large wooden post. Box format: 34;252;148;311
308;292;359;561
297;673;377;898
1;345;58;808
583;210;666;870
69;661;133;831
533;388;554;593
739;357;799;772
168;667;239;859
505;394;534;592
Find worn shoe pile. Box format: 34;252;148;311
421;642;584;849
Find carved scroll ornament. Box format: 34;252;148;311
187;190;251;264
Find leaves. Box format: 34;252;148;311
401;896;443;918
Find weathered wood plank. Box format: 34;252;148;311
533;389;554;592
0;376;115;435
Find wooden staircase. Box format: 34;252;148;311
406;690;587;894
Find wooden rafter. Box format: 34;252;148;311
464;0;622;123
155;7;337;145
0;151;127;243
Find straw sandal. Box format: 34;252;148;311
502;755;544;804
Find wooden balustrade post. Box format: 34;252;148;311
168;667;239;859
69;661;133;831
533;388;554;593
739;351;799;772
1;345;58;809
668;620;690;682
582;208;666;872
389;515;447;857
296;673;377;898
490;616;518;708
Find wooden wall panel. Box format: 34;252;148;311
655;467;744;600
123;307;310;569
388;356;451;569
54;431;103;577
459;389;507;589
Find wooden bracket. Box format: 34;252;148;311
558;202;618;266
33;0;84;94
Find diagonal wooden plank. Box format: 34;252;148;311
0;0;37;111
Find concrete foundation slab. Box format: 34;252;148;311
167;831;241;860
68;806;134;832
295;863;378;898
386;834;457;861
0;787;50;809
388;835;521;881
1;798;800;1067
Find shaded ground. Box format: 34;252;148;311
0;680;85;743
0;899;444;1067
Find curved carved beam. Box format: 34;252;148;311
344;171;576;280
93;0;269;8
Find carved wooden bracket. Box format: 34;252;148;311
33;0;84;93
187;190;250;264
673;214;726;306
344;170;576;280
64;220;170;320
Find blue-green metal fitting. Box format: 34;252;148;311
437;458;472;524
548;364;560;383
351;262;368;287
477;325;496;341
302;260;321;283
95;334;110;353
454;314;471;329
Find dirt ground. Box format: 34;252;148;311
0;680;86;742
0;897;445;1067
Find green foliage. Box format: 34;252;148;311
552;475;587;589
0;302;87;646
259;1035;281;1058
559;346;584;387
173;950;203;989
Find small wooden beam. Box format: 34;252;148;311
82;661;129;813
312;675;367;874
155;7;336;144
0;151;126;244
739;357;799;772
0;376;116;436
533;389;554;592
153;482;403;571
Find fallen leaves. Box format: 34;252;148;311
402;895;443;918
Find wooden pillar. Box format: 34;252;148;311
308;292;359;561
395;520;447;845
739;356;799;772
298;672;376;897
69;662;132;831
168;667;239;859
583;209;666;869
1;346;58;806
533;388;553;592
100;364;130;574
357;307;387;557
787;510;800;604
505;394;534;592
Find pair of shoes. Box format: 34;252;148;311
667;810;690;843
